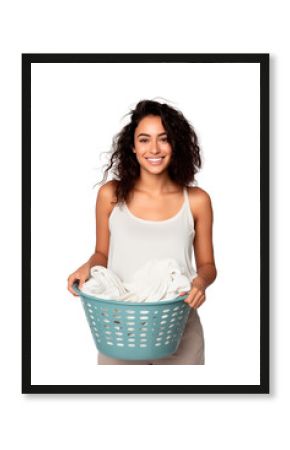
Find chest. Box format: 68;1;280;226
125;192;185;221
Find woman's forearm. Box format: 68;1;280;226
86;252;108;269
193;263;217;289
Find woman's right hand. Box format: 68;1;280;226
67;262;91;297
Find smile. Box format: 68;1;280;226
145;157;165;165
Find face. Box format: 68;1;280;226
132;115;172;171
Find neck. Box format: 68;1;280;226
134;170;179;195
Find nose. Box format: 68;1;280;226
150;141;161;154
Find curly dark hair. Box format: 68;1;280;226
94;99;202;205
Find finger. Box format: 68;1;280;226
184;287;199;301
68;286;79;296
189;288;204;299
184;294;196;305
78;279;85;290
67;279;80;296
194;299;205;309
187;291;203;306
189;294;206;309
184;289;198;302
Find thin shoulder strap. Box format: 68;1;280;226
183;186;190;202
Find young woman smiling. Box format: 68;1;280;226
67;99;217;365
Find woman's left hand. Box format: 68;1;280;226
178;276;207;309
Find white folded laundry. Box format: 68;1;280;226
122;258;192;302
79;266;136;301
80;257;195;303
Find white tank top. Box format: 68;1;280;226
107;186;197;283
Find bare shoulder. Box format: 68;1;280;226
187;186;213;221
187;186;212;203
94;181;120;260
97;180;119;213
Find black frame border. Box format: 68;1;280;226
22;53;269;394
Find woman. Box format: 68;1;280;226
67;99;217;365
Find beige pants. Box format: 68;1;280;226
97;308;205;365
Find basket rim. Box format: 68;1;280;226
72;282;188;307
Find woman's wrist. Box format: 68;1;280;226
191;275;207;291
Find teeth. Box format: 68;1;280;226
147;158;163;161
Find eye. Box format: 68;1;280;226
139;139;148;143
161;137;168;142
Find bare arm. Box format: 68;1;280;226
85;180;117;269
67;181;116;296
87;251;108;269
181;188;217;308
192;188;217;289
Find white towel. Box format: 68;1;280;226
80;257;194;302
79;266;135;301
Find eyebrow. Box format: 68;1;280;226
137;132;167;138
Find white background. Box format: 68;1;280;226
31;62;260;385
1;0;287;449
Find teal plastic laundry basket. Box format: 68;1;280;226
72;282;191;360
